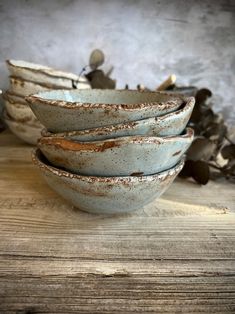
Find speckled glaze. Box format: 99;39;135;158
3;91;40;124
32;149;184;214
42;97;195;140
26;89;188;132
6;59;90;89
4;110;43;145
38;128;193;176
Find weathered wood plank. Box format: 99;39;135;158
0;130;235;313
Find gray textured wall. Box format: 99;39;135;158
0;0;235;123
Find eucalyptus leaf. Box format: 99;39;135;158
187;137;217;161
86;70;115;89
179;160;194;178
89;49;105;70
195;88;212;105
221;144;235;160
192;160;210;185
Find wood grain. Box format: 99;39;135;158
0;130;235;313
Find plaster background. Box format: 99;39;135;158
0;0;234;123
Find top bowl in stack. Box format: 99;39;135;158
26;89;190;132
28;89;194;214
3;60;90;144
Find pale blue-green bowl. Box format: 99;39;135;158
38;128;193;176
41;97;195;140
26;89;188;132
32;149;184;214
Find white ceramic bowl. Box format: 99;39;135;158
6;59;90;89
3;110;43;145
9;76;56;97
3;91;40;124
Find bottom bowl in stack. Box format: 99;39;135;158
33;149;185;214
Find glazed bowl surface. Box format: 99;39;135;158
39;128;193;176
42;97;195;140
26;89;189;132
32;149;184;214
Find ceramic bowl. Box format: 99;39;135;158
26;89;189;132
6;59;90;89
9;76;68;97
32;149;184;214
3;110;43;145
42;97;195;140
3;91;40;124
38;128;193;176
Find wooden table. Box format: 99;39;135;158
0;130;235;314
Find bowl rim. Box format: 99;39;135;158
6;59;88;82
41;97;195;138
32;148;185;183
38;127;194;152
26;89;193;110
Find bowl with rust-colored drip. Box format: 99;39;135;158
38;128;193;176
26;89;189;133
32;149;184;214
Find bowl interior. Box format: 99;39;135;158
34;89;184;105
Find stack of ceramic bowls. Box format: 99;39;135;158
3;60;90;144
26;89;195;214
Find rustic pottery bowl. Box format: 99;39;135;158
26;89;188;132
32;149;184;214
3;110;43;145
6;59;90;89
9;76;66;97
3;91;39;124
38;128;193;176
42;97;195;140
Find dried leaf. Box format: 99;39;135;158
199;108;214;129
192;160;210;185
86;70;115;89
221;144;235;160
226;128;235;143
203;122;227;143
89;49;105;70
179;160;194;177
190;105;202;123
195;88;212;105
187;137;216;161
